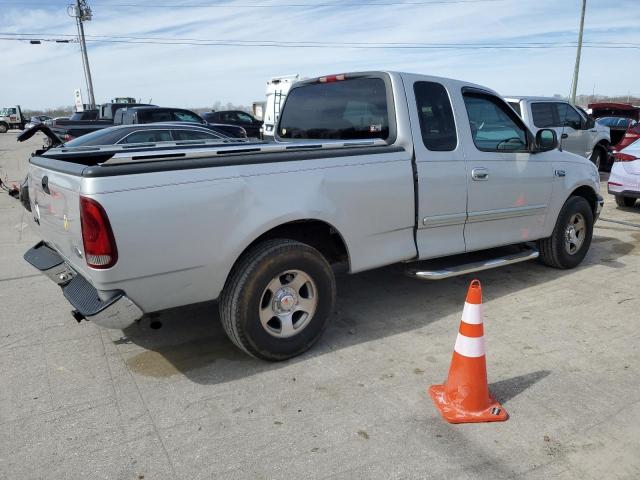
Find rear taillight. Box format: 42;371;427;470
624;132;640;139
614;152;638;162
79;196;118;269
64;133;74;142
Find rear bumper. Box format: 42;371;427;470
608;189;640;199
23;241;143;329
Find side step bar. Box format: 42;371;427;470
407;247;539;281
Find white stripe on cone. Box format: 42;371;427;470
461;302;483;325
454;333;486;358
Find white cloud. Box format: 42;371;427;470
1;0;638;109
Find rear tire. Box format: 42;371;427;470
538;196;593;269
590;146;606;171
219;239;336;361
615;195;637;208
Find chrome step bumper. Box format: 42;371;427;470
24;242;143;329
407;246;539;280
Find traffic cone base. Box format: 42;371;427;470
428;384;508;424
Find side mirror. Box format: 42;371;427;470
535;128;558;152
586;117;595;129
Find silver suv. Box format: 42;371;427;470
506;96;611;170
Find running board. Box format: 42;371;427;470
407;247;539;280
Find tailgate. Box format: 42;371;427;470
29;163;89;277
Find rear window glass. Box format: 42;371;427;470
278;77;389;140
413;81;457;151
64;128;122;146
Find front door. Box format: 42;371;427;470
462;90;553;252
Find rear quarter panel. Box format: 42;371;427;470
81;148;416;313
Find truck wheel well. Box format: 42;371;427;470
247;220;349;267
596;140;609;150
570;186;598;215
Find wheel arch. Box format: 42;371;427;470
222;218;351;292
569;184;599;216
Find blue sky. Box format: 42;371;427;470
1;0;638;109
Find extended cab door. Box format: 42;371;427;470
461;89;553;251
403;76;468;259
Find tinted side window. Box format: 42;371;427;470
531;103;556;128
507;101;522;117
173;111;202;123
556;104;583;129
120;130;172;144
236;112;254;124
413;81;457;151
172;129;218;141
139;110;173;123
463;93;528;152
278;77;389;140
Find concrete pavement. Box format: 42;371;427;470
1;130;639;479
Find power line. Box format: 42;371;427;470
2;32;639;49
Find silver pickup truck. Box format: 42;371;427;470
23;71;602;360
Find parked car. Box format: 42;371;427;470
506;96;611;170
596;116;640;153
588;102;640;122
116;106;247;139
202;110;262;138
24;115;53;130
22;71;601;361
608;139;640;208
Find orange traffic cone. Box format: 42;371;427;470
429;279;508;423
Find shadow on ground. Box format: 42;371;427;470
118;232;637;385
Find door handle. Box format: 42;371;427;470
561;133;569;139
471;168;489;181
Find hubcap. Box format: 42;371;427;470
564;213;586;255
259;270;317;338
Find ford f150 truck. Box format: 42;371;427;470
23;71;602;361
505;96;611;170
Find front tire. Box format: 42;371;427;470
219;239;336;361
615;195;637;208
538;196;594;269
0;123;8;134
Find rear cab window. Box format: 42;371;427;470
277;75;393;141
413;81;457;151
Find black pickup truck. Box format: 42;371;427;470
46;102;152;141
48;104;246;141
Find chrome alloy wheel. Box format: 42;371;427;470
564;213;586;255
259;270;317;338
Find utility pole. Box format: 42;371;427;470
68;0;96;109
570;0;586;105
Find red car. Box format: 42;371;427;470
588;102;640;152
